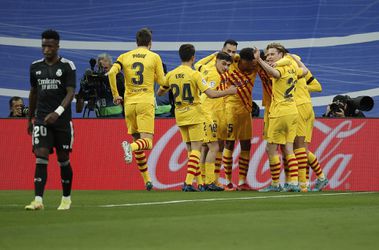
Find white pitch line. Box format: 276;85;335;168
98;191;377;208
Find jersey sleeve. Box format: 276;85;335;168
108;55;123;97
194;52;217;71
275;65;286;78
154;54;165;86
159;71;171;92
194;71;210;93
65;62;76;88
306;71;322;92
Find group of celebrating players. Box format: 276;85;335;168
110;28;329;193
25;27;329;211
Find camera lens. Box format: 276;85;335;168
330;103;340;112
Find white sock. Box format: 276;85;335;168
62;196;71;201
238;180;245;185
35;196;43;203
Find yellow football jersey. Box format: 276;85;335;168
279;55;311;106
200;65;228;112
108;47;165;105
163;65;210;126
269;61;303;118
305;71;322;92
194;52;217;71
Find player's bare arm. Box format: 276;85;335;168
254;48;280;79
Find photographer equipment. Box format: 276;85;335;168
76;57;124;118
21;105;29;116
328;95;374;117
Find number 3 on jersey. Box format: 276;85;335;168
171;83;194;105
132;62;144;85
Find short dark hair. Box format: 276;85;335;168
239;48;255;61
216;51;232;62
9;96;23;108
41;29;60;42
223;39;238;48
179;44;195;62
136;28;152;46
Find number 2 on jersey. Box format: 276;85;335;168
132;62;144;85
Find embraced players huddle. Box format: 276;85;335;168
112;28;329;193
25;28;329;211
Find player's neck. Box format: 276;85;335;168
45;56;60;65
181;61;193;67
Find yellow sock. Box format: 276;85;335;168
286;154;298;184
134;151;151;183
222;148;233;183
308;151;325;180
294;148;307;186
205;162;215;184
238;150;250;185
196;162;205;185
185;150;201;185
131;138;153;152
269;155;281;186
283;157;290;183
214;152;222;184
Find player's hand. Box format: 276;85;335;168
334;108;346;117
44;112;59;125
227;85;238;95
268;61;276;67
113;96;123;105
253;47;261;60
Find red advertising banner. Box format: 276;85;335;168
1;118;378;191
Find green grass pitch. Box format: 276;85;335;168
1;190;378;250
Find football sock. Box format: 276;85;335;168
58;160;73;197
283;157;290;183
286;154;299;185
238;151;250;185
222;148;233;183
308;151;325;180
214;152;222;183
131;138;153;152
185;150;201;185
134;151;151;183
294;148;307;187
205;162;216;184
195;162;204;185
34;158;48;197
269;155;281;186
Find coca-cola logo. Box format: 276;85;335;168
149;120;366;190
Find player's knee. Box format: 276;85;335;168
34;148;49;159
36;157;49;165
56;150;69;162
58;160;70;167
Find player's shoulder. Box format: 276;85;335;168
30;58;44;70
31;58;44;65
60;57;76;70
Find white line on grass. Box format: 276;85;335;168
98;191;377;208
